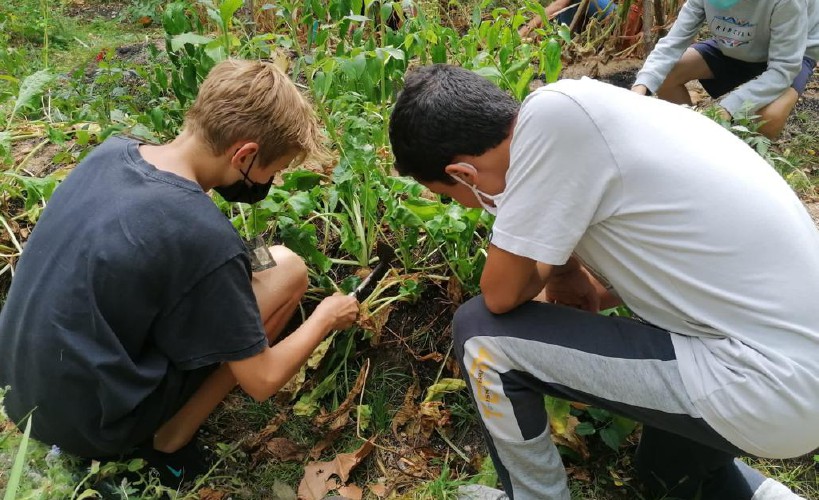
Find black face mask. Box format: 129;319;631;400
214;154;273;204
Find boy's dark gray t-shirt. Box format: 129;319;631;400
0;136;267;457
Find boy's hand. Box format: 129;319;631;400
544;266;600;313
313;293;359;331
631;85;649;96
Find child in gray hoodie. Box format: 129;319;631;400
632;0;819;139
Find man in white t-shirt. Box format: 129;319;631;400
389;64;819;500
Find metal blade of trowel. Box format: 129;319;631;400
349;241;397;300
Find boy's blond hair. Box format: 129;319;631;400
185;59;327;166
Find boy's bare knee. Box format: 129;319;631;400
269;245;309;293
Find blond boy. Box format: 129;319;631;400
0;60;358;485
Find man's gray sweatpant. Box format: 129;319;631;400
452;296;772;500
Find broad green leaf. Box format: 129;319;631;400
575;422;596;436
544;38;562;83
600;426;622;451
4;416;32;500
423;378;466;402
11;70;54;119
170;33;214;52
219;0;243;26
473;66;503;83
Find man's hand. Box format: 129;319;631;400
544;266;601;313
312;293;359;331
631;84;649;96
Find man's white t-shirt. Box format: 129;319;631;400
492;78;819;458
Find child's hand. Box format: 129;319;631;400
313;293;360;331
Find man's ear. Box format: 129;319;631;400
444;162;477;184
229;141;259;170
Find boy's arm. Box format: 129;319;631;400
720;0;807;116
481;243;554;314
633;0;706;94
227;294;358;401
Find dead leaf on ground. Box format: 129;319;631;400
337;484;363;499
358;303;393;345
244;412;288;452
251;438;306;467
391;382;421;439
551;415;590;460
314;361;369;428
447;277;464;305
367;481;389;498
198;488;226;500
309;428;344;460
297;440;375;500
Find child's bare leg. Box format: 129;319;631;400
657;48;714;106
756;88;799;140
152;246;308;452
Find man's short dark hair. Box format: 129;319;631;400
389;64;519;184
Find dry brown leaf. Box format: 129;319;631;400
567;466;592;483
314;363;369;428
391;382;420;438
297;440;375;500
447;278;464;305
263;438;307;462
368;482;388;498
198;488;226;500
309;428;343;460
551;415;590;460
336;484;363;499
244;412;288;452
358;303;393;345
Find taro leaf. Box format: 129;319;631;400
544;38;562;83
170;33;214;52
423;378;466;402
3;416;32;500
294;371;338;416
10;70;54;121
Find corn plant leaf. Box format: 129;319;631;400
10;70;54;121
3;415;32;500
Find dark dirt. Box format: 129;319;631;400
64;0;128;22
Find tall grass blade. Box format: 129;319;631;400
3;416;33;500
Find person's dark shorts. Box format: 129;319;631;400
692;39;816;98
102;363;218;459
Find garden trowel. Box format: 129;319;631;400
349;241;397;300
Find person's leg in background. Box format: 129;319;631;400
757;57;816;139
452;296;793;500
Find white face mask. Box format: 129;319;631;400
449;162;503;216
